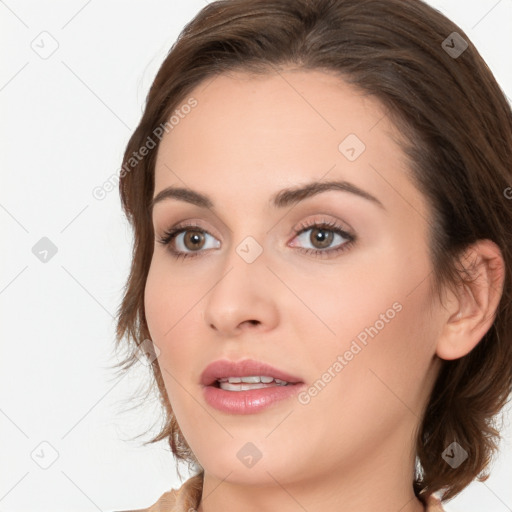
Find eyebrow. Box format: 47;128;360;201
150;180;385;212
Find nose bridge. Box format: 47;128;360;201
217;213;270;276
202;230;279;334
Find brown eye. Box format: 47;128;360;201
309;227;334;249
183;230;206;251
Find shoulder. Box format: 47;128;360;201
112;489;179;512
115;476;448;512
113;472;204;512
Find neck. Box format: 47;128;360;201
196;422;426;512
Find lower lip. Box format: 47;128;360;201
203;383;305;414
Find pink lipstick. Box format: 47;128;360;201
200;359;305;414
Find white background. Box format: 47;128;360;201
1;1;511;511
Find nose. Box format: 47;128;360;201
202;244;279;336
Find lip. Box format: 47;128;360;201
200;358;305;415
200;358;303;386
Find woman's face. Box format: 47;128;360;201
145;69;443;488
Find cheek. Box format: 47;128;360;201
144;255;208;393
144;261;169;342
288;280;437;466
144;255;206;342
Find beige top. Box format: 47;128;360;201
117;472;447;512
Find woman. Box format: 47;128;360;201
114;0;512;510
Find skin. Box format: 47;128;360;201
144;68;504;512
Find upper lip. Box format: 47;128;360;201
200;358;303;386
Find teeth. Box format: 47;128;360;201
238;376;260;384
217;375;289;384
216;375;291;391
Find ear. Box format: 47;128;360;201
436;239;505;360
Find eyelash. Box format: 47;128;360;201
157;219;356;261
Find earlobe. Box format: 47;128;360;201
435;240;505;361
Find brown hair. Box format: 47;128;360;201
114;0;512;502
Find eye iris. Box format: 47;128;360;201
184;230;205;250
311;227;333;249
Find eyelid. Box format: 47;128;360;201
157;215;350;242
290;214;353;237
159;219;220;240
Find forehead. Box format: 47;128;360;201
156;68;391;160
153;68;419;216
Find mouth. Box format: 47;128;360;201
200;358;305;414
200;358;304;389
